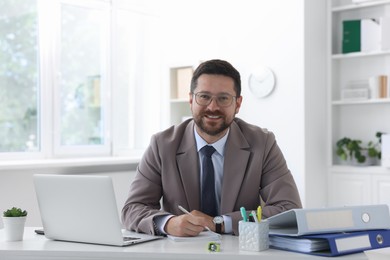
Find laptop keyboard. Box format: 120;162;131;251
123;236;141;242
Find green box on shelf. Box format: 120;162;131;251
342;20;361;53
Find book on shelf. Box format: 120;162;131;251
369;75;388;99
342;17;390;54
341;79;369;101
341;88;369;101
379;75;388;98
175;67;193;100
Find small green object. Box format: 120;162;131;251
3;207;28;217
207;242;221;252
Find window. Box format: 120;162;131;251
54;1;110;156
0;0;39;153
111;5;162;156
0;0;163;160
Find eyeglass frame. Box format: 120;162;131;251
192;92;238;107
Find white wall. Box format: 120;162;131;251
159;0;327;206
0;0;327;228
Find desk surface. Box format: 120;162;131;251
0;227;369;260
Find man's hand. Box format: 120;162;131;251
165;210;213;237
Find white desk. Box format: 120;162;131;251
0;227;369;260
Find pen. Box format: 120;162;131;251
257;206;262;222
177;205;212;232
178;205;191;215
240;207;248;222
251;210;259;223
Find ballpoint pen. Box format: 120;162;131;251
178;205;191;215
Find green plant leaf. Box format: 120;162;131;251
356;154;366;163
368;147;378;157
3;207;28;217
335;133;383;163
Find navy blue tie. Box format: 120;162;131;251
201;145;217;217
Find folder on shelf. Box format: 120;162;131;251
361;17;390;52
267;204;390;236
269;229;390;257
342;18;390;54
343;20;361;53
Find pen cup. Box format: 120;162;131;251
238;220;269;252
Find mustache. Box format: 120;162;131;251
202;111;224;117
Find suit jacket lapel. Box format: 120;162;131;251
176;121;201;211
221;121;250;214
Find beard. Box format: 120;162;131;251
193;112;232;136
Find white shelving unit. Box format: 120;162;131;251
169;66;193;126
328;0;390;207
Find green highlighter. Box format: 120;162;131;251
240;207;248;222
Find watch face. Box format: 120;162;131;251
213;216;223;224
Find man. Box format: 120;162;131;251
121;59;302;237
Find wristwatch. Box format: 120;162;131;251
213;216;224;234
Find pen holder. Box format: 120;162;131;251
239;220;269;252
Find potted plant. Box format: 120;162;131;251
2;207;28;241
336;132;383;166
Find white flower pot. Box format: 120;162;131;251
2;216;27;241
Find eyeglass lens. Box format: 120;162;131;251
194;93;235;107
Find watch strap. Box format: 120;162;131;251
215;223;222;234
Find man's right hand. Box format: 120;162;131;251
164;211;210;237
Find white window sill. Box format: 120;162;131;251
0;156;141;172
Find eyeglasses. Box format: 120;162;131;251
193;92;237;107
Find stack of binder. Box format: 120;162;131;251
267;204;390;257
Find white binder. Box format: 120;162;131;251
267;204;390;236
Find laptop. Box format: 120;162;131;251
33;174;161;246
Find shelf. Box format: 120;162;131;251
332;98;390;105
332;0;390;12
170;66;193;100
170;98;189;103
332;50;390;59
331;164;390;174
169;65;193;126
328;0;390;208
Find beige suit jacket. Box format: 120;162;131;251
121;118;302;235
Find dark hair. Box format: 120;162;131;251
190;59;241;97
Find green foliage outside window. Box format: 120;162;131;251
0;0;38;152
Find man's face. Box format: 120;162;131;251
190;74;242;143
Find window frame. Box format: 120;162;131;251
0;0;163;162
53;0;112;157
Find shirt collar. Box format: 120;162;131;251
194;126;229;156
